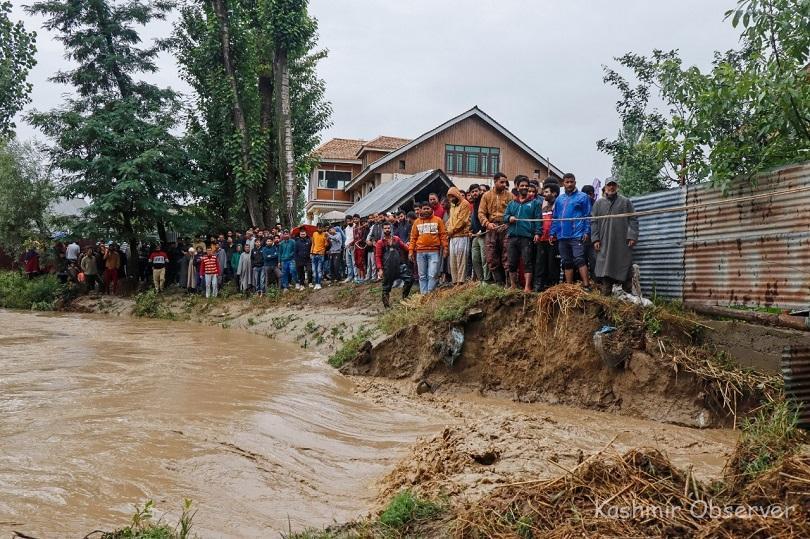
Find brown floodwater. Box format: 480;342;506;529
0;310;446;537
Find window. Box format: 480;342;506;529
399;159;406;170
445;145;500;177
317;170;352;189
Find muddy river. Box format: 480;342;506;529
0;310;446;537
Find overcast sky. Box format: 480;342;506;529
11;0;741;182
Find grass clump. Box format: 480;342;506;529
0;270;64;310
328;327;375;368
725;398;806;488
133;289;175;320
379;283;514;334
96;499;195;539
378;489;443;531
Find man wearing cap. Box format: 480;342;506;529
590;178;639;296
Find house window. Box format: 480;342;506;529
317;170;352;189
399;159;406;170
445;145;500;176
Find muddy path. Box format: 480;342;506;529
0;310;447;537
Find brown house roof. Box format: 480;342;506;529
314;138;366;161
357;136;411;154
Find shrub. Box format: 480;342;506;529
0;271;64;310
100;499;195;539
328;327;374;368
378;490;443;530
133;290;175;319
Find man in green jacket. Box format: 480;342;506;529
504;176;541;292
278;232;297;292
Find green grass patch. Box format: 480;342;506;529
378;489;443;531
379;284;514;334
133;290;175;320
327;327;375;368
100;499;195;539
0;270;65;310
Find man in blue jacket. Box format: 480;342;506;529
503;176;540;291
549;173;592;290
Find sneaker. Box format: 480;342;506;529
308;283;314;288
314;284;322;290
295;284;303;290
342;277;352;283
282;288;289;293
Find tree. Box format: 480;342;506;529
0;0;37;137
26;0;191;275
0;139;54;259
599;0;810;192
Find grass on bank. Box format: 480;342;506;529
95;499;195;539
379;283;515;334
0;270;65;310
328;326;375;368
284;490;445;539
133;289;176;320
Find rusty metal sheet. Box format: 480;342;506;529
630;187;686;300
684;163;810;310
782;345;810;428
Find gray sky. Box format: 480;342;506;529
12;0;741;182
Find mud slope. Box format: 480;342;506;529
342;294;741;427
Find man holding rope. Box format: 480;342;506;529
591;178;639;296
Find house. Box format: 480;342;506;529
305;106;563;221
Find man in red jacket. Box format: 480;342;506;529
200;245;221;298
375;222;413;308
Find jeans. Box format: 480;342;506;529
205;273;218;298
280;260;297;289
252;266;265;292
416;251;440;294
344;246;355;280
329;252;342;281
296;261;311;285
311;254;324;285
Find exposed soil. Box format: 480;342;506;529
341;293;742;427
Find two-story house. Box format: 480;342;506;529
305;106;563;221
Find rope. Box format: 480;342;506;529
513;184;810;222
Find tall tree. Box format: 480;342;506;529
599;0;810;192
0;138;54;259
27;0;191;275
0;0;37;137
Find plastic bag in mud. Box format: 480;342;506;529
442;325;465;368
593;325;627;369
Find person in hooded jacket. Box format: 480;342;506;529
294;229;312;290
445;187;472;284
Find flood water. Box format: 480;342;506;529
0;310;446;537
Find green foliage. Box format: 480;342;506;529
133;289;175;320
732;399;804;481
328;327;374;368
599;0;810;192
0;0;37;137
379;284;515;334
378;490;443;531
0;271;63;310
0;138;55;259
642;308;662;335
101;499;196;539
26;0;191;243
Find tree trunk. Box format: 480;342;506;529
156;220;167;244
274;47;296;227
211;0;264;228
259;72;278;226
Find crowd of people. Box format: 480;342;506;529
20;171;639;308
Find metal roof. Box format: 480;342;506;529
345;169;452;216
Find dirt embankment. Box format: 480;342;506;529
341;287;779;428
70;284;382;355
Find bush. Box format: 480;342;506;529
327;327;375;368
378;490;443;531
0;270;64;310
133;289;175;319
100;499;195;539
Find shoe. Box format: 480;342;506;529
314;284;322;290
282;288;289;293
342;277;351;283
308;283;314;288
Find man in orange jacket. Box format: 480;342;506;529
409;201;448;294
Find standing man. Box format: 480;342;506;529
591;178;639;296
478;172;511;285
581;184;598;279
81;246;99;291
409;201;448;294
148;244;169;292
310;225;327;290
261;237;280;290
294;229;312;289
366;214;383;281
250;238;265;295
278;232;297;292
200;245;221;298
445;186;471;284
103;243;120;294
549;173;592;290
428;192;445;220
533;183;561;291
353;217;368;283
468;184;490;283
66;239;81;265
342;216;355;283
504;176;541;292
375;222;413;308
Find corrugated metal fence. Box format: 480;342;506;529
630;162;810;309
